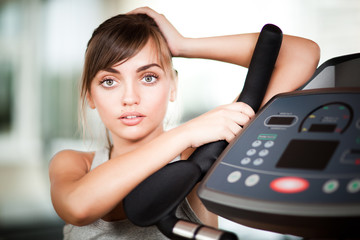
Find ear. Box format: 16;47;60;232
169;71;178;102
86;92;96;109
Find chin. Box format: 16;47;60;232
118;128;160;143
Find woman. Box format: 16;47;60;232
49;7;320;240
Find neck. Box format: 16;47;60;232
110;126;165;158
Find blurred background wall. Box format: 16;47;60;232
0;0;359;239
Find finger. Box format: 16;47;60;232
238;102;256;118
219;109;252;127
224;102;255;119
224;125;242;143
227;121;243;136
127;7;151;14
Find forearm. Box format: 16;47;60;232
178;34;320;104
177;34;258;67
52;126;191;225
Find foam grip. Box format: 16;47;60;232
237;24;283;112
189;24;282;176
187;140;229;178
124;161;202;226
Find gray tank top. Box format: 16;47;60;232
63;148;201;240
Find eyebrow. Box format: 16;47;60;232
136;63;162;73
102;63;162;75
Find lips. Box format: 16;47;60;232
119;112;145;126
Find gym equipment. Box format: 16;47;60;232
123;24;283;240
301;53;360;90
198;53;360;239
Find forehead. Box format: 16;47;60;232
112;39;162;71
125;39;158;63
93;41;163;79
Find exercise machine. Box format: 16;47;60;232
199;53;360;239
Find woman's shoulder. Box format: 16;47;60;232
50;149;95;173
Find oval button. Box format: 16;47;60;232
270;177;309;194
245;174;260;187
323;179;339;194
227;171;242;183
347;179;360;193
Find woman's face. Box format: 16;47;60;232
88;39;176;145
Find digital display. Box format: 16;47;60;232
267;116;295;126
276;139;339;170
309;124;337;132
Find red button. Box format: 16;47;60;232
270;177;309;194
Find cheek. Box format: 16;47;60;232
142;86;170;116
90;89;119;124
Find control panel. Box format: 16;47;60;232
198;88;360;238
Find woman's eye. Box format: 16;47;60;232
101;79;117;88
141;74;158;84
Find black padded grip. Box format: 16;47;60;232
190;24;282;175
237;24;282;112
124;161;201;226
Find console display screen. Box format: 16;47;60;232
276;139;339;170
267;116;295;125
309;124;337;132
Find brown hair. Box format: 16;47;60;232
79;14;175;146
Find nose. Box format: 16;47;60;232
122;82;140;106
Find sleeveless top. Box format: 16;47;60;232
63;148;202;240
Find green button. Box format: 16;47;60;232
347;179;360;193
258;134;277;141
323;179;339;194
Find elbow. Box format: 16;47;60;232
280;36;321;82
54;199;97;226
291;37;321;73
300;39;321;83
305;39;321;71
281;35;321;71
66;205;94;226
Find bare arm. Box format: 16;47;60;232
179;34;320;105
49;102;254;226
49;127;189;225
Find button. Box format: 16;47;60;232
246;149;256;156
245;174;260;187
323;179;339;194
252;140;262;148
227;171;242;183
253;158;264;166
270;177;309;194
259;149;269;157
240;157;251;165
347;179;360;193
258;134;277;141
264;141;275;148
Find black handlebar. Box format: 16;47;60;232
237;23;282;110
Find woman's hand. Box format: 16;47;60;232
128;7;186;57
180;102;255;148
